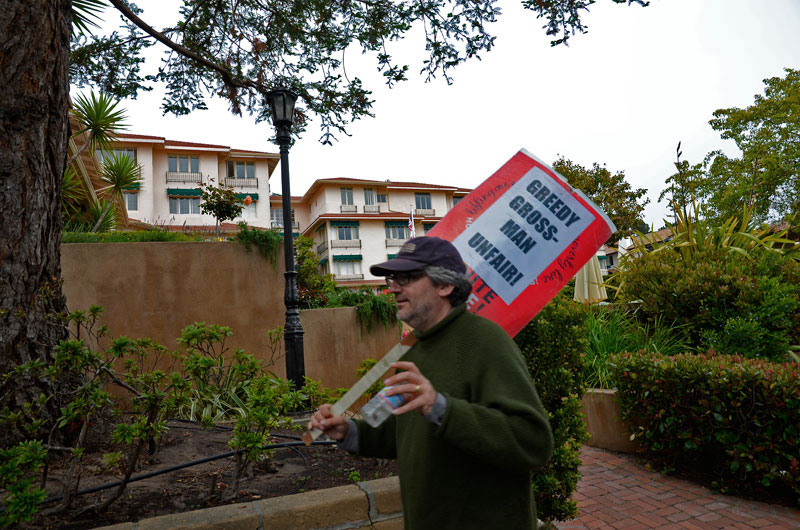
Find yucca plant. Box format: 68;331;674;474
67;91;128;168
92;152;142;231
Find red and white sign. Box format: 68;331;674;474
429;149;616;337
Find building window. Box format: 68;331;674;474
415;193;432;210
336;225;359;240
364;188;376;205
227;161;255;179
270;207;295;227
169;197;201;214
385;223;409;240
377;193;387;203
96;148;136;164
335;260;361;276
241;201;258;218
123;191;138;211
341;187;353;205
453;196;463;205
168;155;199;173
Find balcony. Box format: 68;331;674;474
166;171;202;183
270;220;300;230
415;208;435;217
317;241;328;253
386;239;405;247
224;177;258;188
363;204;380;213
336;273;364;280
330;239;361;249
340;204;357;213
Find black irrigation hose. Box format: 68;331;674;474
33;440;337;507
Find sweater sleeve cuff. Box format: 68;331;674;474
338;420;359;453
423;392;447;426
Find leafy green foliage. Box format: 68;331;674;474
327;288;400;334
583;308;690;389
0;441;48;527
199;182;244;238
295;235;337;308
514;294;590;522
611;351;800;504
61;230;204;243
616;243;800;361
553;157;649;245
355;358;385;399
70;1;647;143
235;222;282;266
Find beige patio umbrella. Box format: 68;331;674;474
573;254;607;304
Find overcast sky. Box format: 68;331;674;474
92;0;800;228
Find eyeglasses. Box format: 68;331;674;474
386;271;424;287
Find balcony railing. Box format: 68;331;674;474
363;204;380;213
336;273;364;280
317;241;328;253
415;208;435;217
340;204;357;213
166;171;202;183
330;239;361;248
386;239;405;247
224;177;258;188
270;220;300;230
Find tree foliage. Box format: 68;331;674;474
69;0;649;144
666;69;800;225
199;182;244;237
553;157;649;244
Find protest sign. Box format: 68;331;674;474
429;148;616;337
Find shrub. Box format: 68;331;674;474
235;222;282;266
61;230;203;243
327;288;399;333
515;294;590;523
611;351;800;504
616;246;800;361
583;307;690;389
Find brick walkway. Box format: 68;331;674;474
559;446;800;529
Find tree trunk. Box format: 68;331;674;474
0;1;72;447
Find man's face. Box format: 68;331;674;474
387;272;454;333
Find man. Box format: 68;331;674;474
309;236;553;529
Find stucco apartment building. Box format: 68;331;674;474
110;133;279;229
111;134;470;285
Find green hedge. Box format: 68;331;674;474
62;231;204;243
515;294;590;522
611;351;800;504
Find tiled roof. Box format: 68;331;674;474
114;134;277;156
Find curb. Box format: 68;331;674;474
97;477;403;530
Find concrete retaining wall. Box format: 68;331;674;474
580;388;638;453
61;242;399;390
97;477;403;530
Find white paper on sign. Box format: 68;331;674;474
453;166;593;304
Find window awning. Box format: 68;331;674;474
315;224;326;233
385;221;407;227
387;254;398;259
167;188;202;197
319;257;328;265
236;193;258;200
123;183;141;191
331;220;360;227
333;254;362;262
423;222;436;229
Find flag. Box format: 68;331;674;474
408;206;416;238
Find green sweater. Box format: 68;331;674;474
356;305;553;529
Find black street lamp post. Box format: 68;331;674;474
266;88;305;390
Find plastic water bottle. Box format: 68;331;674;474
360;386;406;427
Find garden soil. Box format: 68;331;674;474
27;420;397;529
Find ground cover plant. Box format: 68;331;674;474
610;350;800;506
515;293;590;523
62;230;205;243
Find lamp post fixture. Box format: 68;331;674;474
266;88;305;390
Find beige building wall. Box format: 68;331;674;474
60;242;399;390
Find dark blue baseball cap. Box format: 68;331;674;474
370;236;466;276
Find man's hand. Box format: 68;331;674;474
308;404;350;441
384;361;437;416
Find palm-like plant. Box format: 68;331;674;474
61;167;88;218
92;152;142;232
67;91;128;168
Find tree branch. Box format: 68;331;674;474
107;0;265;93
